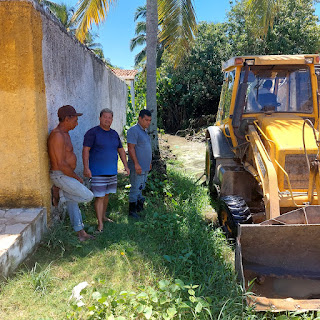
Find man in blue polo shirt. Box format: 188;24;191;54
127;109;152;218
83;108;130;232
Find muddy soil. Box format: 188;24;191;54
161;134;206;182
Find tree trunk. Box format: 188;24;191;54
146;0;159;158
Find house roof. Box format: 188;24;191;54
111;69;138;81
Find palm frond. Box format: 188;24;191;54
135;21;147;35
73;0;117;42
158;0;197;66
41;1;74;28
92;48;105;59
134;5;147;21
130;34;146;51
246;0;281;37
134;48;146;66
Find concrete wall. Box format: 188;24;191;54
0;0;127;213
0;0;50;210
41;8;127;174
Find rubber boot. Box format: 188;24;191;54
136;198;145;213
129;202;140;219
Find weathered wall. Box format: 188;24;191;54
41;9;127;174
0;0;50;209
0;0;127;212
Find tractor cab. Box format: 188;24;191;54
216;55;320;147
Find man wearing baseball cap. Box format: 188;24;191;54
48;105;94;241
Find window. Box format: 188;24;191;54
217;71;236;122
239;65;313;114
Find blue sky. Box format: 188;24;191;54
56;0;320;69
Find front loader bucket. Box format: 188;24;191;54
236;206;320;311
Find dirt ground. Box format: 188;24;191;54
161;134;206;182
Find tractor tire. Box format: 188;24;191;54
205;139;218;197
218;195;253;239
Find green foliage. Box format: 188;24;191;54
135;71;147;112
145;170;168;198
28;262;57;295
125;71;147;135
157;23;230;132
227;0;320;55
68;279;212;319
125;87;135;135
157;0;320;132
42;221;84;256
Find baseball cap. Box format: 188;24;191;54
58;105;83;119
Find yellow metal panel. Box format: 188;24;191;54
310;65;319;129
222;54;319;71
0;1;50;212
248;125;280;219
257;115;318;192
258;115;318;152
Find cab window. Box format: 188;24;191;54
241;65;313;114
217;71;235;122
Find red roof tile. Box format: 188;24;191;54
111;69;138;80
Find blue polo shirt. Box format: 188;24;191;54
83;126;123;176
127;123;152;172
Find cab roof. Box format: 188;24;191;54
222;54;320;72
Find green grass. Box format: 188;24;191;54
0;163;319;319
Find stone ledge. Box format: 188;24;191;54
0;207;47;278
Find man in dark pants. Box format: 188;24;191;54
127;109;152;218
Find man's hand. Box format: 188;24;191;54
135;163;142;175
124;166;130;176
76;176;84;184
83;167;92;178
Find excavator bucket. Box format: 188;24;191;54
236;206;320;311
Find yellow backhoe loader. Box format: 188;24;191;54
205;54;320;311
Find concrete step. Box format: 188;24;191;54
0;208;47;278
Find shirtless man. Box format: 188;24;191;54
48;105;94;241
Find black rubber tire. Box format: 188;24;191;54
205;139;217;197
218;195;253;239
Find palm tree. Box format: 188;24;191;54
146;0;159;155
72;0;197;155
83;32;106;59
130;5;165;69
39;0;75;32
130;6;148;66
246;0;281;37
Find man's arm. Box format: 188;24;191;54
48;132;82;182
82;146;92;178
128;143;142;175
118;147;130;175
